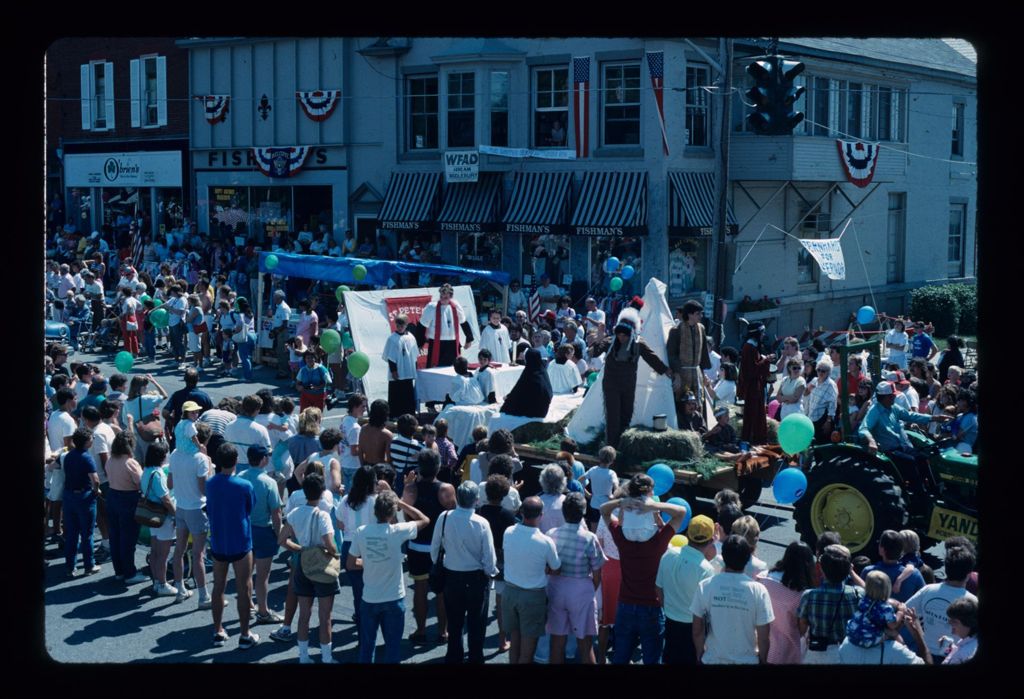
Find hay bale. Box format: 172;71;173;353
618;427;705;470
731;412;780;445
511;408;578;447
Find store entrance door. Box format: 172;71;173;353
293;186;332;236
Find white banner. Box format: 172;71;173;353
444;150;479;183
64;151;182;188
798;237;846;280
345;285;480;403
479;145;577;161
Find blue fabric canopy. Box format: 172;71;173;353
258;252;511;286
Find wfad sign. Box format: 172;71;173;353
65;151;182;188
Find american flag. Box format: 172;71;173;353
573;57;590;159
528;289;542;323
129;201;144;267
647;52;669;156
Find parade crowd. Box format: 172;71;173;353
44;221;978;664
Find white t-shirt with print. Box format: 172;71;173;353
350;521;420;603
904;583;978;657
690;571;775;664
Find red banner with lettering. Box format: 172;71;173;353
384;295;432;369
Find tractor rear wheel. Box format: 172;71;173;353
794;453;908;555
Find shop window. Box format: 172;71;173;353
590;236;642;297
209;186;251;240
293;185;333;236
407;75;439;151
602;62;640;146
685;64;710;147
447;72;475;148
522;234;571;286
667;236;709;297
254;187;293;243
157;189;184;235
458;232;503;270
533;67;569;148
489;71;509;148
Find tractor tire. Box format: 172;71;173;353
794;453;908;555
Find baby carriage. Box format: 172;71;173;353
80;309;123;352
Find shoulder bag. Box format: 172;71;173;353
300;508;342;584
134;397;165;444
134;470;167;527
231;313;250;344
428;512;450;594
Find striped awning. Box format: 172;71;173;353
668;171;738;235
569;171;647;236
377;171;442;231
501;171;573;235
435;172;503;233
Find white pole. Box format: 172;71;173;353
255;273;264;364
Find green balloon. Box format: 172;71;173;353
778;413;816;455
342;331;354;349
353;264;367;281
347;350;370;378
321;329;342;354
153;298;164;307
335;285;350;302
115;351;134;373
586;372;598;386
265;253;279;270
149;308;169;328
139;293;151;304
609;276;624;292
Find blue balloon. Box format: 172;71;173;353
621;264;635;280
856;305;876;325
660;496;693;533
604;256;621;274
772;468;808;505
647;463;675;497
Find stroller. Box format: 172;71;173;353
79;304;123;352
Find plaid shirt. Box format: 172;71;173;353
546;523;606;579
798;582;863;644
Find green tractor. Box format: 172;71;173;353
792;338;979;554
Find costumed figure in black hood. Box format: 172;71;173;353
500;348;553;418
601;307;672;448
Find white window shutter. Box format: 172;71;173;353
794;73;807;134
891;89;901;142
80;64;92;130
828;79;839;137
103;62;115;130
156;56;168;126
130;59;141;127
861;86;871;141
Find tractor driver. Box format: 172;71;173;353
858;381;952;492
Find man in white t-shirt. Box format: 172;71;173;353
690;535;774;664
169;422;215;605
582;297;606;334
502;496;561;664
348;488;430;664
82;406;116;562
46;388;78;540
165;284;189;365
223;395;272;470
904;545;977;661
656;515;716;665
271;290;292;379
339;394;366;493
535;275;562;313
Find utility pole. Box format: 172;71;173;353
712;37;733;347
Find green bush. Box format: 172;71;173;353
910;286;961;337
947;284;977;335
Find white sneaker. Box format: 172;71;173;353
176;587;194;603
124;573;149;585
154;582;178;597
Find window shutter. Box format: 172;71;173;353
80;64;92;130
861;86;871;141
156;56;168;126
130;59;141;127
828;79;839;137
891;89;901;142
104;62;115;130
794;73;808;134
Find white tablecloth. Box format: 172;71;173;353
417;364;524;403
435;391;585;449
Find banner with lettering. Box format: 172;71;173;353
798;237;846;280
384;295;432;369
479;145;576;161
252;146;312;178
444;150;479;183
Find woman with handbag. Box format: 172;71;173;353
278;472;340;664
139;441;179;596
105;430;149;585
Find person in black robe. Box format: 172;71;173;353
499;348;553;418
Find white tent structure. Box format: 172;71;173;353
566;277;679;444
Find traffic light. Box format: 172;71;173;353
745;55;806;136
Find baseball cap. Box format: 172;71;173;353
714;406;729;418
687;515;715;545
247;445;270;465
875;381;895;396
181;401;202;413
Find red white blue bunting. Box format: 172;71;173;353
296;90;341;122
836;139;881;187
252;146;312;178
197;95;230;125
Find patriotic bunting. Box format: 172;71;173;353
252;146;313;178
572;57;591;159
197;95;230;125
836;139;881;187
296;89;342;122
646;52;669;156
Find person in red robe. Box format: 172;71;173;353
739;322;776;445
